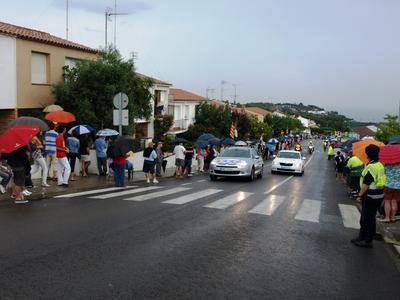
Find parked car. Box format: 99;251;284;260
209;147;264;181
271;150;305;175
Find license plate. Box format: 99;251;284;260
219;167;234;171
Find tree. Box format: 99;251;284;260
264;115;303;136
375;114;400;143
53;48;153;134
232;110;251;140
194;101;232;137
154;115;174;142
249;116;273;140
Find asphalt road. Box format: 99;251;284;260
1;141;399;299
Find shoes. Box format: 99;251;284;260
22;190;32;196
146;178;150;184
62;184;69;187
188;174;193;177
354;240;373;248
0;185;5;194
42;183;50;187
153;178;159;184
14;199;29;204
350;237;362;244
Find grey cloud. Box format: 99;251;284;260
52;0;152;14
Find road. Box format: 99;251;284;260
0;141;399;299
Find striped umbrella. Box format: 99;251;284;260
68;125;94;135
96;128;119;137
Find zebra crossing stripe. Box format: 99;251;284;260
89;186;162;199
338;204;360;229
54;186;138;198
163;189;222;205
248;195;285;215
123;187;191;202
295;199;321;223
204;191;253;209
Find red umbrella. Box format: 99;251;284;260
45;111;76;123
380;144;400;165
0;125;40;153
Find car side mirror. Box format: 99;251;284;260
302;157;306;160
272;155;276;158
255;155;260;159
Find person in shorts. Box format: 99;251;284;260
143;142;158;184
79;134;91;177
173;142;186;179
380;164;400;223
184;145;195;176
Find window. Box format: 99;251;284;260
65;57;80;69
31;52;48;84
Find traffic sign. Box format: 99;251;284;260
113;109;129;126
113;92;129;109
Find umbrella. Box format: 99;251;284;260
197;133;216;141
68;124;94;135
112;136;135;157
7;116;49;131
196;140;209;148
389;136;400;145
209;138;221;145
0;125;40;153
45;111;76;123
268;138;279;144
352;139;385;164
380;144;400;165
162;159;168;173
341;139;359;153
170;137;188;145
221;138;235;146
42;104;64;113
235;141;247;146
97;128;119;137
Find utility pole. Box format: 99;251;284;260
220;80;227;101
104;5;127;49
232;83;238;103
206;88;215;99
66;0;69;40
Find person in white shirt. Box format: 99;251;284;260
173;143;186;179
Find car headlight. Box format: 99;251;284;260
210;160;217;166
272;160;279;166
237;161;248;168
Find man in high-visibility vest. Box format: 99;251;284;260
351;144;386;248
327;144;334;160
346;151;364;192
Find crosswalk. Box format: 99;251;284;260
57;185;361;229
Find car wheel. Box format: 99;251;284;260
257;165;264;179
248;167;255;181
271;170;276;175
210;175;218;181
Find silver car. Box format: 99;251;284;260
209;147;264;181
271;150;305;175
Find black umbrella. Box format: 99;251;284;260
8;116;49;131
112;136;135;157
198;133;216;141
162;159;168;173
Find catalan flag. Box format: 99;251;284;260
230;123;237;139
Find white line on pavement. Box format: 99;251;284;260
264;176;294;195
338;204;360;229
123;187;191;202
304;153;315;167
295;199;321;223
204;191;253;209
89;186;162;199
163;189;223;205
54;186;138;198
248;195;286;216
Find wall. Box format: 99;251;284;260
172;101;198;129
15;39;97;109
0;34;16;109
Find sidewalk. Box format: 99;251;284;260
0;168;177;204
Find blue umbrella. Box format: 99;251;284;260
389;136;400;144
268;138;279;144
97;128;119;137
196;140;209;148
68;124;94;135
209;138;221;145
170;137;188;145
198;133;216;141
221;138;235;145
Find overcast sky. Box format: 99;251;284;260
1;0;400;122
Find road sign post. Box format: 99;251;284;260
113;92;129;135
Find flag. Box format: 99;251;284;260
230;123;236;139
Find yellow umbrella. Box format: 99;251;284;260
352;139;385;164
43;104;64;113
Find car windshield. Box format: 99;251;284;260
220;148;251;158
277;152;301;159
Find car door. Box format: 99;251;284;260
252;149;263;173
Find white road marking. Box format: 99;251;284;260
338;204;360;229
181;182;193;186
264;176;293;195
124;187;191;202
89;186;162;199
54;186;138;198
196;179;207;183
204;191;253;209
248;195;286;215
304;153;314;167
295;199;321;223
163;189;222;205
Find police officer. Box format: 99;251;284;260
351;144;386;248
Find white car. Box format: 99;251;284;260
271;150;305;176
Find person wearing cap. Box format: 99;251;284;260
351;144;386;248
143;142;158;184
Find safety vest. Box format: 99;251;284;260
328;146;333;155
347;156;364;169
360;162;386;190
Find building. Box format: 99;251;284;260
243;107;271;122
168;88;205;133
135;73;172;138
351;125;377;139
272;110;287;118
0;21;97;130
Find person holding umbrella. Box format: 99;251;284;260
66;130;80;181
56;126;71;187
44;122;59;181
30;133;50;187
352;145;386;248
143;142;158;184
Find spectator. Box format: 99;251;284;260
67;130;80;181
184;145;195;176
335;151;345;181
94;136;108;176
30;133;50;187
173;142;186;179
6;146;29;203
197;147;205;173
113;153;128;188
79;134;91;177
380;163;400;223
155;142;164;177
56;126;71;187
143;142;158;184
44;122;58;181
0;160;12;194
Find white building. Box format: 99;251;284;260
168;88;205;134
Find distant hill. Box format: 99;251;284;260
245;102;351;132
